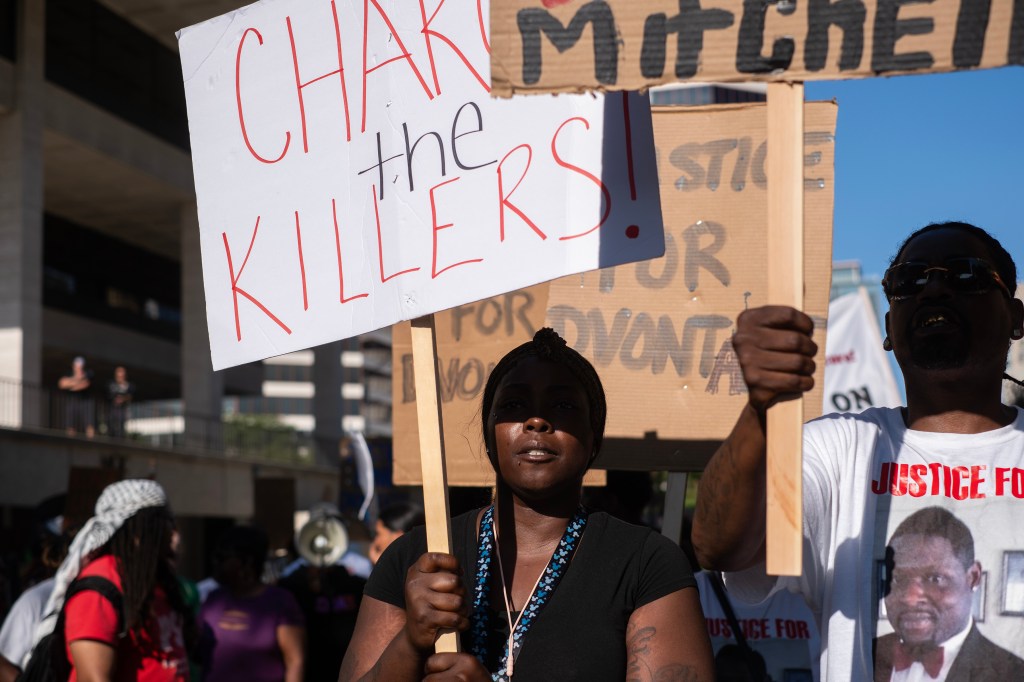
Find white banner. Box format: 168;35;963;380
823;287;901;414
177;0;664;370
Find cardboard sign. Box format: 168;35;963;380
392;101;836;485
392;289;605;486
393;285;552;486
490;0;1024;96
551;101;834;463
178;1;664;370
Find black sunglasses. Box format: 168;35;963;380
882;257;1012;302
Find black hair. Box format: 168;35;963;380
889;506;974;570
214;525;269;573
378;502;425;534
889;221;1018;294
480;327;607;459
101;506;188;636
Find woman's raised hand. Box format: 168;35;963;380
402;553;470;653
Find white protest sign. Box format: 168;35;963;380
177;0;664;370
823;286;902;414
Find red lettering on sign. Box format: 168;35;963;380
373;185;420;283
222;218;292;341
429;176;483;278
294;211;309;310
476;0;490;53
287;0;353;148
419;0;489;95
551;117;611;241
497;144;545;242
236;28;291;164
332;199;369;304
361;0;435;134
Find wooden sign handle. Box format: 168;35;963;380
765;81;805;577
409;314;460;653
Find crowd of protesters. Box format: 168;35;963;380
4;223;1022;681
0;488;428;682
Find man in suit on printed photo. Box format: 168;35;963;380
874;506;1024;681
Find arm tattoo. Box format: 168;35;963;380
626;624;700;682
626;623;656;681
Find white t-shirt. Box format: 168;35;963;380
726;406;1024;681
0;578;54;668
697;570;820;681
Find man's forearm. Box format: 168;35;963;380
692;403;769;571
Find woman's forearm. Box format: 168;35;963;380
352;629;428;682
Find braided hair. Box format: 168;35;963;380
889;221;1024;390
481;327;607;463
100;506;191;638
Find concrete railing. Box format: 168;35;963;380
0;377;316;465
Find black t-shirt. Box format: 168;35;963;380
365;508;697;680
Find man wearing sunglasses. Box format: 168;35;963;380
692;222;1024;681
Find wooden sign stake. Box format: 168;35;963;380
410;314;461;653
765;81;805;577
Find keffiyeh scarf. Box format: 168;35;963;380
32;479;168;648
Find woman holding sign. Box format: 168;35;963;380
340;329;713;681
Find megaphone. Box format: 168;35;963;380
295;505;349;567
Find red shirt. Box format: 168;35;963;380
64;555;189;682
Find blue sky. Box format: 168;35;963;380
806;67;1024;282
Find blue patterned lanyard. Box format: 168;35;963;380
469;505;588;680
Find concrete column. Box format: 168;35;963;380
0;0;45;428
312;340;343;466
181;203;223;450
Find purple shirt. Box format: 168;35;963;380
200;586;304;682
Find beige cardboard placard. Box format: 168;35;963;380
490;0;1022;96
546;101;835;471
393;101;836;484
393;286;608;486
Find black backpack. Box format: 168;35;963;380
17;577;124;682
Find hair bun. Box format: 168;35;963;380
532;327;567;360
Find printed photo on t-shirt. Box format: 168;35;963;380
870;461;1024;682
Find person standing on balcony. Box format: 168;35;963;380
107;366;135;438
58;357;94;438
